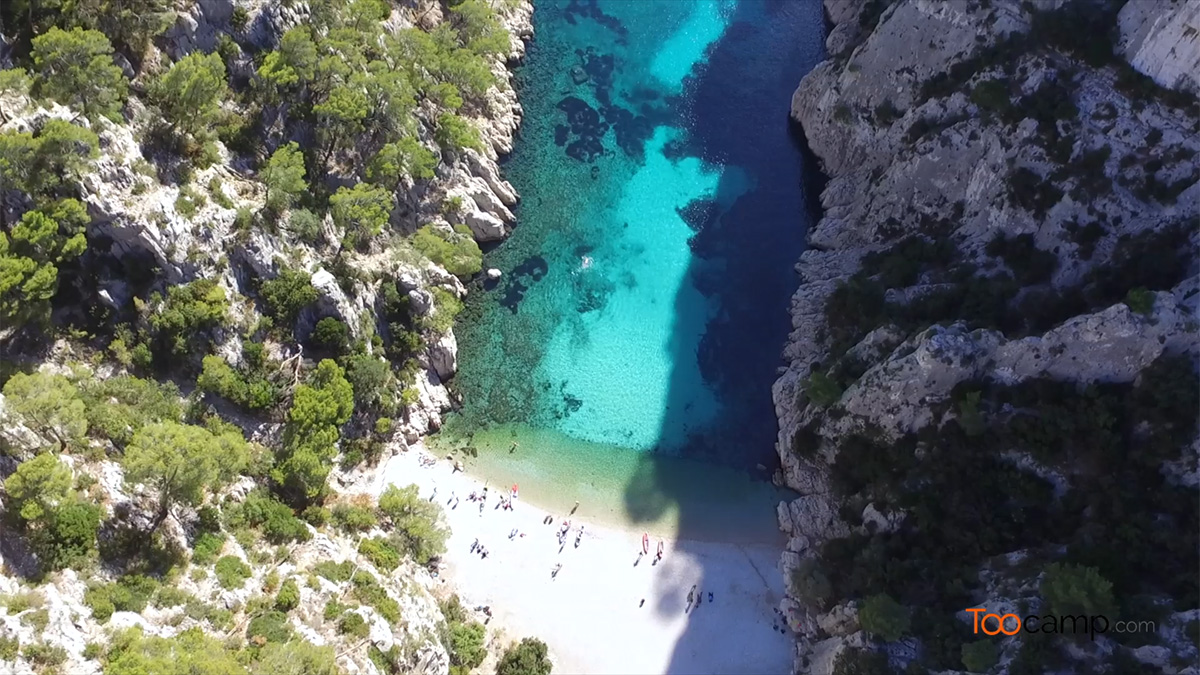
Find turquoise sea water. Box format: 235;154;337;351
436;0;825;539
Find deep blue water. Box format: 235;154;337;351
438;0;825;519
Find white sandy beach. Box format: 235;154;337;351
374;445;794;675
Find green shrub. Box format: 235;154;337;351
339;611;370;638
803;371;843;408
447;620;487;671
324;598;351;621
105;626;243;673
197;354;281;412
214;555;251;590
314;561;355;583
247;609;293;644
153;586;191;609
426;288;463;334
985;233;1058;285
275;577;300;612
234;490;311;543
22;642;67;667
1040;563;1117;623
0;635;18;661
256;640;338;674
435;113;482;152
84;585;117;623
183;598;233;630
496;638;552;675
288;209;323;243
81;375;183;447
331;501;378;533
859;593;910;642
82;641;102;659
208;176;234;209
20;608;49;631
0;590;42;614
411;225;482;277
84;575;158;623
359;537;401;572
790;558;833;611
330;183;392;247
148;279;230;358
312;317;350;353
230;6;249;30
351;571;401;623
961;639;998;673
302;506;330;527
31;498;102;570
343;352;393;410
260;268;318;328
378;484;449;564
191;531;226;564
174;185;205;219
1124;287;1154;315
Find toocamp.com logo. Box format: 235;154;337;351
966;608;1155;641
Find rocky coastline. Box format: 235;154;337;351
0;2;535;674
772;1;1199;673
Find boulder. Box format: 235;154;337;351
427;332;458;381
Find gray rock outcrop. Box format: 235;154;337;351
774;0;1200;671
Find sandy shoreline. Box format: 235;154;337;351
374;445;794;675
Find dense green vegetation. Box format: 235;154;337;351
808;353;1198;671
497;638;553;675
820;222;1192;367
0;0;520;670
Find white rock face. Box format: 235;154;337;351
428;331;459;381
1118;0;1200;92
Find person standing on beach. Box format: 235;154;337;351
686;588;694;608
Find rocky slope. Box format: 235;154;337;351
773;1;1199;673
0;1;534;674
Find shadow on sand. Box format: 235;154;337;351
620;1;826;672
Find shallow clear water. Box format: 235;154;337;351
437;0;825;537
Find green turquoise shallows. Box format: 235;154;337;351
435;0;825;538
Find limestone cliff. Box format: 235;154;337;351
774;1;1199;673
0;1;533;673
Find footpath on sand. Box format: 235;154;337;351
374;444;795;675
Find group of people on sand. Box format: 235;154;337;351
685;584;714;613
470;538;490;559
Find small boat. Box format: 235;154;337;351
642;533;649;554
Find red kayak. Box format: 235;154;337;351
642;533;649;554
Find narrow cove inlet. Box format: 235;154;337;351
434;0;826;542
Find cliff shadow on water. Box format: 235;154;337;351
614;1;828;672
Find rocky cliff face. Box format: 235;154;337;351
773;1;1199;673
1117;0;1200;93
0;1;533;673
0;0;532;444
